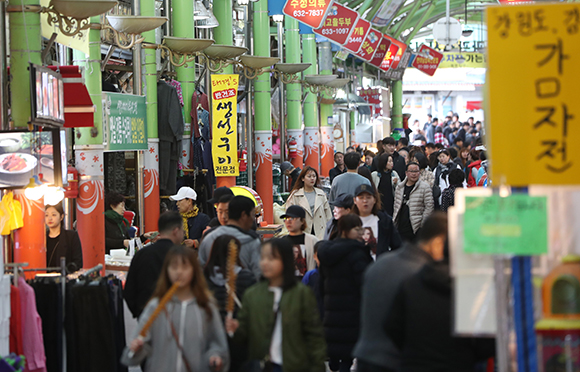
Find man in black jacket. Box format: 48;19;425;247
353;212;447;372
124;212;184;318
371;137;406;177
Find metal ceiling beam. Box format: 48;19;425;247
403;0;436;43
392;0;425;38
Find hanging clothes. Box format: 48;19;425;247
105;152;127;195
29;279;62;372
199;108;216;187
157;81;185;196
9;286;23;356
18;277;46;372
191;91;209;139
167;79;184;107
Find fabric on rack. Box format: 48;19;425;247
18;277;46;372
167;79;184;107
107;278;128;372
70;283;117;372
64;282;79;372
29;280;63;372
198;109;216;187
9;286;22;356
105;152;127;195
158;81;184;196
191;91;209;139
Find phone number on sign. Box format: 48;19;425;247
293;9;324;17
321;28;350;35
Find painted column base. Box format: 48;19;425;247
75;147;105;270
13;192;45;277
304;127;320;173
287;129;304;169
320;126;335;178
145;138;160;233
254;130;273;223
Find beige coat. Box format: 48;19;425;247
392;179;434;233
285;187;332;239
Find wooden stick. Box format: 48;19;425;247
226;240;238;337
139;281;180;337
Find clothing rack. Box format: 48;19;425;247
3;262;28;287
78;263;103;280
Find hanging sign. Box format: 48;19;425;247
380;42;399;71
283;0;334;29
439;52;486;68
369;36;392;68
388;38;408;70
313;3;359;45
211;74;240;177
343;18;371;53
463;195;548;255
354;28;382;61
411;44;443;76
487;3;580;185
102;92;148;151
371;0;406;27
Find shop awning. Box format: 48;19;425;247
466;101;483;110
47;66;94;128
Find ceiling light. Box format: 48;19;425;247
238;0;249;5
44;187;65;206
196;10;219;28
194;0;210;20
272;14;284;23
462;29;473;37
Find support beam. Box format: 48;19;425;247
72;16;106;272
392;0;424;39
391;80;403;129
302;33;319;174
318;41;334;178
213;0;236;188
253;0;274;223
285;17;304;171
404;1;436;42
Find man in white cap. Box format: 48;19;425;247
169;186;211;249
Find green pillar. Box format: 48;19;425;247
285;17;303;169
392;80;403;129
72;16;105;271
253;0;274;223
9;0;41;128
213;0;237;188
302;33;319;172
350;110;356;145
142;0;160;232
173;0;195;170
318;41;333;177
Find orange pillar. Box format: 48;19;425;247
255;130;273;223
144;139;160;232
288;129;304;170
320;126;334;178
13;193;45;276
75;149;105;270
304;128;320;173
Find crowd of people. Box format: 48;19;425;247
117;114;493;372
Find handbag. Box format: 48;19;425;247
241;306;281;372
166;309;194;372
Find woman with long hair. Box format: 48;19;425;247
371;153;401;216
122;245;229;372
281;205;318;278
285;166;332;239
45;203;83;272
318;214;373;372
226;238;327;372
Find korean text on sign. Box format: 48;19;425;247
211;74;240;177
487;3;580;185
283;0;334;29
313;3;359;45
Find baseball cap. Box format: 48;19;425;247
334;194;354;209
169;186;197;201
280;161;294;174
280;205;306;219
208;186;234;204
354;184;374;197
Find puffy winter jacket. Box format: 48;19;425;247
393;179;434;234
285;188;332;239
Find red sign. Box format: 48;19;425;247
283;0;334;29
313;3;359;45
343;18;371;53
369;36;392;68
390;39;407;70
354;28;382;61
358;88;382;116
411;44;443;76
380;43;399;71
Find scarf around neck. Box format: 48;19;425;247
181;206;199;239
104;209;130;237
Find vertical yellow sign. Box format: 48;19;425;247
211;74;240;177
486;3;580;186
